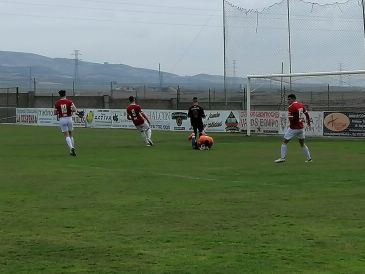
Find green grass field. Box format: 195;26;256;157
1;124;365;274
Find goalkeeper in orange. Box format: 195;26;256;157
188;132;214;150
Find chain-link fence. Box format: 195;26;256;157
224;0;365;94
0;87;19;123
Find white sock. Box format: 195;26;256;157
71;137;75;147
281;144;287;159
303;145;311;160
140;131;148;144
146;128;152;139
65;137;73;149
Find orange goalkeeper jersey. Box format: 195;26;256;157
197;135;214;147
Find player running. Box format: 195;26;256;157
54;89;79;156
275;94;312;163
126;96;153;146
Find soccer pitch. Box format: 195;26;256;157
1;125;365;274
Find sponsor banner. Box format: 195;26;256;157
36;108;86;128
16;108;38;125
112;109;173;130
240;111;280;134
37;108;58;126
279;111;323;137
204;111;240;132
85;109;112;128
323;112;365;137
145;109;171;131
111;109;125;128
16;108;364;138
169;110;241;132
171;111;191;131
72;109;86;128
118;110;136;129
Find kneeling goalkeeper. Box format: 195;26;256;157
188;133;214;150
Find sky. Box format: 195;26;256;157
0;0;354;76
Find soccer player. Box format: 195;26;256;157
188;132;214;150
275;94;312;163
126;96;153;146
197;134;214;150
54;89;77;156
188;97;206;148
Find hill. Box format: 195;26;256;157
0;51;225;92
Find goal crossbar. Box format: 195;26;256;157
247;70;365;79
245;69;365;136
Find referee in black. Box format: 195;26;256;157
188;97;206;145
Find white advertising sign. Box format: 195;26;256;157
84;109;112;128
278;111;323;137
37;108;58;126
170;111;191;131
16;108;38;125
15;108;326;137
36;108;85;128
110;110;124;128
204;110;241;132
144;109;172;131
240;111;280;134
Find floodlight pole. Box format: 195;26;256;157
246;77;251;136
362;0;365;37
361;0;365;68
286;0;293;91
248;70;365;79
223;0;228;106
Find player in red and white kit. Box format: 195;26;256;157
275;94;312;163
54;90;77;156
126;96;153;146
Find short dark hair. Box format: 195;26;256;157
128;96;135;103
58;90;66;97
193;97;198;102
287;94;296;100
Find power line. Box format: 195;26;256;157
0;0;221;17
76;0;221;12
0;11;222;27
169;14;216;73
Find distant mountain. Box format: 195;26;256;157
0;51;226;92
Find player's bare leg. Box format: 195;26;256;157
299;139;312;162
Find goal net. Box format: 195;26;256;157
245;70;365;135
223;0;365;100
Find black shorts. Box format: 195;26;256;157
191;120;204;133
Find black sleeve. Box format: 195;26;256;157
200;107;205;118
188;107;192;118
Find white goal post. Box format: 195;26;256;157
245;69;365;136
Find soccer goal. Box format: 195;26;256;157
0;87;20;123
245;70;365;136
